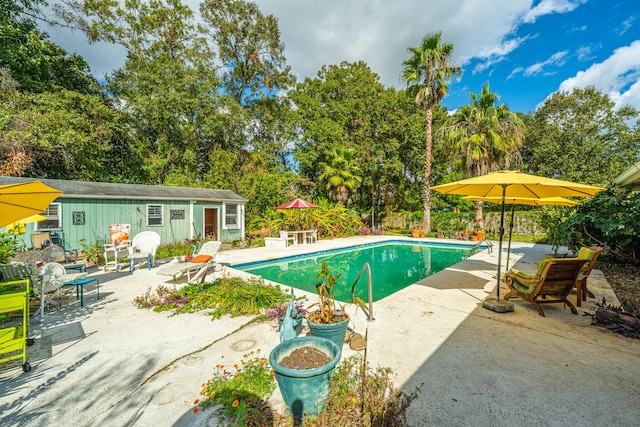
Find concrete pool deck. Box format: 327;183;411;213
1;236;639;426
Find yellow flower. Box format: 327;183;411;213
232;390;236;396
232;399;239;408
351;397;357;404
209;391;216;399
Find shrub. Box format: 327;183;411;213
540;187;640;260
302;354;422;426
133;277;290;320
155;237;214;260
196;349;278;425
0;232;18;263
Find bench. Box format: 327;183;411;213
264;237;288;248
62;277;99;307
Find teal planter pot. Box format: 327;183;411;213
306;318;349;356
269;336;341;418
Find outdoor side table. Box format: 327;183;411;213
64;264;87;273
62;277;99;307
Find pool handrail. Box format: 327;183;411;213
350;262;374;322
469;239;493;255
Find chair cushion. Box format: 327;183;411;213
191;255;212;263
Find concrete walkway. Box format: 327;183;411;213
1;236;639;426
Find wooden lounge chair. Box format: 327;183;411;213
503;257;590;317
574;246;603;304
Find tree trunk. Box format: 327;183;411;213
474;200;484;230
422;107;433;234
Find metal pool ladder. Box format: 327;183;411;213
350;263;374;322
469;239;494;255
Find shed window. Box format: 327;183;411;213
225;204;239;229
36;203;61;230
147;204;163;226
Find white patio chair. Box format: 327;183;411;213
128;231;161;271
103;240;130;272
279;231;295;246
305;229;318;244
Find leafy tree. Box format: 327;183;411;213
540;186;640;262
290;61;425;218
319;147;362;205
0;0;97;94
444;82;525;229
522;86;640;186
63;0;236;184
199;0;294;106
402;32;461;233
0;88;135;180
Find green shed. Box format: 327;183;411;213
0;177;247;249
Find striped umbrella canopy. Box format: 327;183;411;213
276;198;320;209
276;198;319;229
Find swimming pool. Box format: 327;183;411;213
234;240;482;302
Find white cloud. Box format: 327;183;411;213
508;50;568;78
523;0;587;24
618;16;636;36
524;50;569;76
252;0;539;88
557;40;640;110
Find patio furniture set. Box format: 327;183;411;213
503;246;603;316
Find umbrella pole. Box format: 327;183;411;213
495;186;507;301
505;204;515;272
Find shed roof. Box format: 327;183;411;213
0;176;247;203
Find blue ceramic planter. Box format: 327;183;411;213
269;336;341;418
306;318;349;356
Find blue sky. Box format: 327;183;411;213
45;0;640;115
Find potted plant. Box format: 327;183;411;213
269;335;341;418
306;262;350;356
410;228;424;238
472;221;485;240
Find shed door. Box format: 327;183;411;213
204;208;218;240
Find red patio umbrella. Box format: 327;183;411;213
276;198;320;210
276;198;319;229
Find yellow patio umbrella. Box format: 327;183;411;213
433;170;605;310
3;214;48;235
462;196;578;271
0;181;63;228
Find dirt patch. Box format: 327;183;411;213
278;346;331;370
598;262;640;310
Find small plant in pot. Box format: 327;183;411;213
306;262;350;356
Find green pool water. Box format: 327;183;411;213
234;240;477;302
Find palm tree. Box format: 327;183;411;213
319;147;362;205
402;32;461;233
445;82;525;229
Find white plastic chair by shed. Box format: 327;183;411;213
128;231;161;272
156;241;222;283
